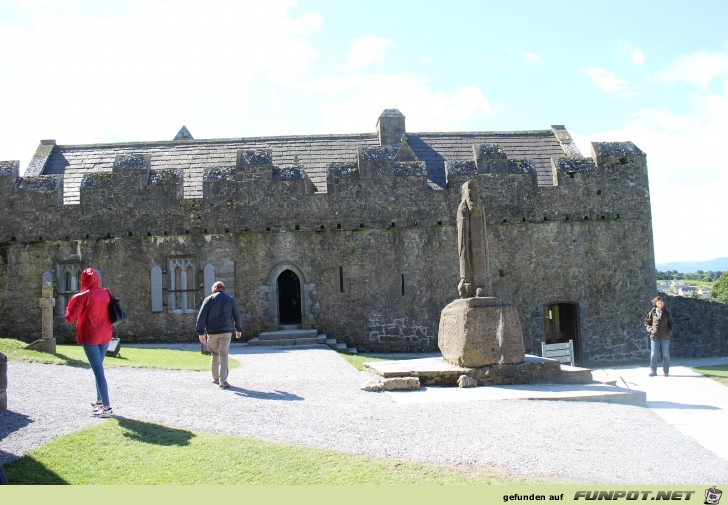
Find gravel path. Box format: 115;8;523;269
2;345;727;484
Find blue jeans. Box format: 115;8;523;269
650;338;671;374
83;342;110;406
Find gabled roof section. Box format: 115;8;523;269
35;112;573;204
174;126;193;141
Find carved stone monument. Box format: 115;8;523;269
438;181;526;368
26;282;57;354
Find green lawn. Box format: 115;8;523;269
691;364;728;386
0;338;239;371
3;418;527;485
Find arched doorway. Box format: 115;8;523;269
544;302;580;364
277;269;302;327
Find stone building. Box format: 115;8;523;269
0;109;658;364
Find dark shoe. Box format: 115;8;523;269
648;371;657;377
212;379;219;385
219;381;230;389
664;371;669;376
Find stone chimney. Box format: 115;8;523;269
376;109;406;147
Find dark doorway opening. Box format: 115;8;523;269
277;269;302;327
544;302;580;364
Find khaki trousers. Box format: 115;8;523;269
206;332;232;383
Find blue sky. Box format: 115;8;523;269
1;0;727;264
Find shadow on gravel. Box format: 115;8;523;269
114;416;195;446
230;386;304;401
647;400;720;410
0;410;33;442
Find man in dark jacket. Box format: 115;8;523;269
196;281;243;389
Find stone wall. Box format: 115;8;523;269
0;143;664;362
663;294;728;358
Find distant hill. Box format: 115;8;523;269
656;257;728;273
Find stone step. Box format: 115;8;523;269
248;331;326;347
258;329;318;340
559;365;593;384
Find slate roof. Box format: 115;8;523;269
31;127;572;204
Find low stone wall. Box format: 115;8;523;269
664;294;728;358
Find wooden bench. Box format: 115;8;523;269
541;340;575;366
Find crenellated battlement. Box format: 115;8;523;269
0;139;650;244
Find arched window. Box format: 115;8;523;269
168;258;197;313
56;263;82;315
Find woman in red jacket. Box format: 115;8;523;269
65;268;114;418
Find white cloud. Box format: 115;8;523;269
583;67;631;95
299;73;492;133
0;0;322;168
577;82;728;263
342;35;393;71
657;51;728;89
617;40;645;66
520;52;541;64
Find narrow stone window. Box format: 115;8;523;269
150;265;163;312
339;266;344;293
203;263;216;296
401;274;405;296
56;263;82;315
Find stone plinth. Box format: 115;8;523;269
438;296;525;368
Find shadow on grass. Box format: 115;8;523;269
51;352;90;368
2;450;67;484
115;416;195;446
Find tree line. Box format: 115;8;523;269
656;270;724;282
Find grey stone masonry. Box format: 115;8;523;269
0;109;703;364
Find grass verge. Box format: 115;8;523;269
335;351;422;371
0;338;239;371
691;364;728;386
3;418;524;485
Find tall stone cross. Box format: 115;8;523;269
457;180;490;298
26;282;57;354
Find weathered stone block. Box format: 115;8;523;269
457;374;477;388
361;376;420;391
438;297;526;368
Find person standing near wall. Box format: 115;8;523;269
645;295;674;377
196;281;243;389
65;268;114;417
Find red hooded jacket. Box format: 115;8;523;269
65;268;113;345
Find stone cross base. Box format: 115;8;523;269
26;338;57;354
438;297;526;368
